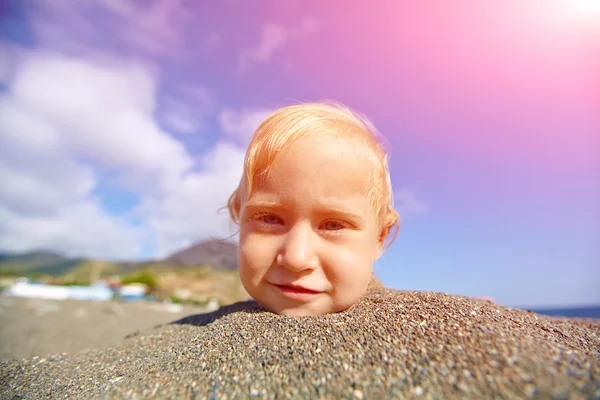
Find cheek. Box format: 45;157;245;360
325;240;376;283
239;230;277;277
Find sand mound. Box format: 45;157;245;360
2;280;599;399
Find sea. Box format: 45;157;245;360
527;306;600;319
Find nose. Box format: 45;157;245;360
277;222;319;273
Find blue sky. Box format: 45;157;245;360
0;0;598;307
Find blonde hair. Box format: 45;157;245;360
227;101;400;251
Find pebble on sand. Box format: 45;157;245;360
1;278;599;399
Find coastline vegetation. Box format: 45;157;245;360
0;258;249;306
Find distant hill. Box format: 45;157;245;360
0;240;246;306
0;239;239;277
0;250;84;276
163;239;238;271
0;250;67;264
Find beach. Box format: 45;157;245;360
0;296;209;361
1;282;599;399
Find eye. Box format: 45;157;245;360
322;220;349;231
249;212;283;225
261;215;282;225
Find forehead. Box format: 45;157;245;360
269;133;368;177
249;134;373;206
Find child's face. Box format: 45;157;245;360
238;134;384;316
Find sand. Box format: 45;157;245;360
0;296;210;361
1;280;599;399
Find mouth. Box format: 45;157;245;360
273;283;323;297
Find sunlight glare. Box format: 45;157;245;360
564;0;600;20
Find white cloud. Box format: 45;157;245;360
26;0;193;57
160;108;202;134
394;189;429;215
295;18;320;38
158;86;215;135
8;52;192;191
136;142;245;257
0;43;21;85
219;107;274;144
0;202;143;260
104;0;193;56
238;18;319;72
238;23;287;72
0;155;94;216
0;2;256;260
0;50;245;260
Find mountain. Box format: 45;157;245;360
163;239;238;271
0;239;239;277
0;251;83;276
0;250;67;264
0;241;247;306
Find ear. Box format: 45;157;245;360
374;225;390;260
378;225;389;249
375;213;401;260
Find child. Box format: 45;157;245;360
227;102;400;316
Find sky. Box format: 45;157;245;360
0;0;598;308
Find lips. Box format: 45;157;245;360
274;284;322;295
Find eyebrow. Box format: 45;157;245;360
243;199;284;209
319;206;365;223
244;198;365;223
